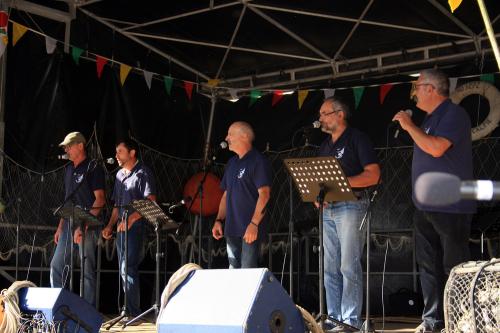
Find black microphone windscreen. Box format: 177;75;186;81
415;172;461;206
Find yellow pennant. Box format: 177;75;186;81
448;0;463;13
298;90;309;109
120;64;132;86
12;22;28;46
207;79;220;88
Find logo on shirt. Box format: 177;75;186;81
238;168;246;179
335;147;345;159
74;173;84;184
424;127;431;134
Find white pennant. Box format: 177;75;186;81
323;88;336;99
143;70;153;90
45;36;57;54
449;77;458;95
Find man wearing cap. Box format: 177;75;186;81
50;132;105;307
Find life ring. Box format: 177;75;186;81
450;81;500;141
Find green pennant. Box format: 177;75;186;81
480;73;495;84
249;90;261;107
164;76;173;95
71;47;84;65
353;86;365;110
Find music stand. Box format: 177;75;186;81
54;204;103;301
284;156;359;332
121;199;178;328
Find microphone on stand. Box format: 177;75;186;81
211;141;228;161
54;154;115;165
392;109;413;139
166;196;193;213
303;120;321;130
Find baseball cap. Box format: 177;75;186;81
59;132;86;147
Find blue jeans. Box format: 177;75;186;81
225;236;261;268
323;198;368;328
414;210;471;330
116;220;147;316
50;221;98;307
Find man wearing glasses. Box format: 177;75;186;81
317;96;380;331
393;69;475;333
50;131;105;307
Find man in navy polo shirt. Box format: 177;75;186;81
211;121;272;268
51;131;106;307
102;139;156;319
318;96;380;331
393;69;475;333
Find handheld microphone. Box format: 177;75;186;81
103;158;115;165
304;120;321;130
415;172;500;206
392;109;412;138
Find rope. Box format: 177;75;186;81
0;280;36;333
296;305;322;333
156;263;202;330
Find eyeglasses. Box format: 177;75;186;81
318;109;341;118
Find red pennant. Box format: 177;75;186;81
380;83;394;104
272;90;284;107
96;56;107;79
184;81;194;100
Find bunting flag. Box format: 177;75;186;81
164;76;173;95
448;0;463;13
271;90;284;107
184;81;194;100
480;73;495;84
71;46;84;65
228;88;238;101
249;90;261;106
143;70;153;90
120;64;132;86
379;83;394;104
96;56;107;79
449;77;458;95
353;86;365;110
12;22;28;46
323;88;335;99
0;11;8;58
45;36;57;54
207;79;220;88
298;90;309;110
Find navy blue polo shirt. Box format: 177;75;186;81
412;99;476;214
112;161;156;218
318;127;378;183
220;148;272;237
64;158;105;211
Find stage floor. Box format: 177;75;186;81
100;316;422;332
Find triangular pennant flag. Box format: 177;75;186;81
184;81;194;100
353;86;365;110
45;36;57;54
298;90;309;110
143;70;153;90
448;0;463;13
379;83;394;104
71;47;84;65
120;63;132;86
0;11;8;58
272;90;284;107
480;73;495;84
164;76;173;95
229;88;238;101
449;77;458;95
249;90;261;107
207;79;220;88
96;56;107;79
12;22;28;46
324;89;335;99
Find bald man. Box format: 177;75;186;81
212;121;272;268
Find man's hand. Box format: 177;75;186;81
392;110;415;131
54;227;63;244
117;219;136;232
102;224;114;240
212;221;224;240
74;227;83;244
314;201;328;209
243;223;258;244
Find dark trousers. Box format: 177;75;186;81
414;210;472;330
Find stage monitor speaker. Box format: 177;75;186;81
157;268;305;333
18;287;103;333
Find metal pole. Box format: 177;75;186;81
477;0;500;71
203;94;217;167
288;178;294;298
